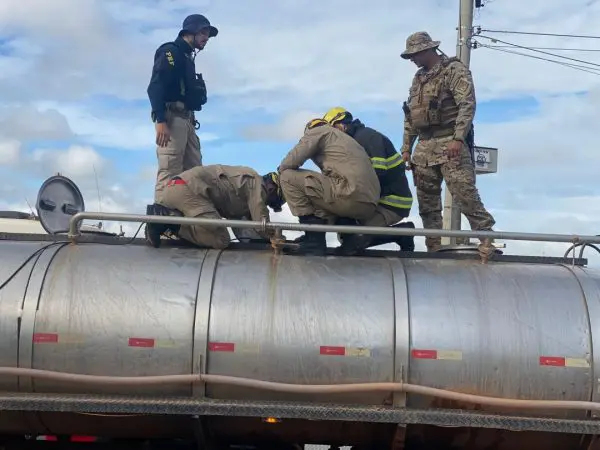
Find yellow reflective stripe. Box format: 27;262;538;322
379;195;413;209
371;153;403;170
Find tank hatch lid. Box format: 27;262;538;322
437;244;504;256
35;174;85;235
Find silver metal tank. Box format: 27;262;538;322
1;239;600;448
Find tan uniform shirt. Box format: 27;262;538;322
180;164;270;222
279;125;380;204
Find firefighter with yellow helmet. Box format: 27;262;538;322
323;107;415;254
278;118;381;256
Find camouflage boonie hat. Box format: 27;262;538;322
401;31;440;59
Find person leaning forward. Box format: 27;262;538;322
399;31;496;255
278;119;380;256
322;107;415;254
147;14;218;206
145;165;285;249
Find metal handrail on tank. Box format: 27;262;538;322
68;211;600;246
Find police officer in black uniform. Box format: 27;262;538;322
145;14;218;246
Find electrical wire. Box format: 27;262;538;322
486;45;600;52
0;242;67;292
474;42;600;76
477;28;600;40
0;224;147;292
476;35;600;69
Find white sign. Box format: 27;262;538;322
473;146;498;175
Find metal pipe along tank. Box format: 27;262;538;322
2;239;600;449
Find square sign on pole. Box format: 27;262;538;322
473;146;498;175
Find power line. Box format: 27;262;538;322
486;45;600;52
474;42;600;76
476;35;600;68
477;28;600;40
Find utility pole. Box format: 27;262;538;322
441;0;475;246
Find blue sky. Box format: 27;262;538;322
1;0;599;261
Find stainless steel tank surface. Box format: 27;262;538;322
2;241;600;422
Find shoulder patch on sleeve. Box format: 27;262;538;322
164;49;175;66
454;78;470;96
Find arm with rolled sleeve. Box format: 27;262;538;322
147;45;179;124
447;62;476;142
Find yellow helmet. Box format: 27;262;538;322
304;118;328;132
323;107;352;126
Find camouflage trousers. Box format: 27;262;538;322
413;159;495;251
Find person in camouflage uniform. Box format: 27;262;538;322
399;31;496;253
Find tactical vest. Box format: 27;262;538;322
157;42;208;111
404;57;462;131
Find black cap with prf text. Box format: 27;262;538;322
181;14;218;37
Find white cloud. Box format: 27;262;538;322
29;145;108;179
0;140;21;165
241;110;322;141
0;0;599;269
31;102;220;151
0;0;598;108
0;105;72;141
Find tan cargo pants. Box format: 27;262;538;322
154;102;202;204
161;181;230;250
362;205;408;227
279;169;376;223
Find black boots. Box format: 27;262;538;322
336;221;416;256
284;215;327;256
371;221;416;252
144;203;183;248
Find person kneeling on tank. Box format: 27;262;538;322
292;216;416;254
278;118;381;256
315;106;417;256
144;164;285;249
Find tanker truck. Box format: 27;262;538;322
2;175;600;450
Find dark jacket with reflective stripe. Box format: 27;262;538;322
346;119;413;214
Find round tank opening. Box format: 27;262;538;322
437;244;504;255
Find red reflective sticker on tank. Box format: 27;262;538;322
540;356;566;366
70;436;97;442
209;342;235;352
320;346;346;356
411;349;438;359
128;338;155;348
32;333;58;343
